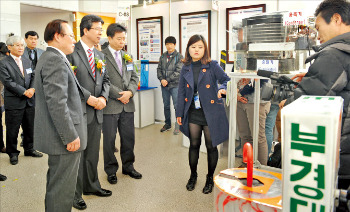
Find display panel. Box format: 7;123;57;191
179;11;211;57
136;16;163;63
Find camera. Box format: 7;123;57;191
257;70;299;103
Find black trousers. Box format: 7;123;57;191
75;115;102;199
0;110;4;150
102;111;135;175
5;107;35;157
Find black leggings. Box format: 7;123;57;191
188;123;218;177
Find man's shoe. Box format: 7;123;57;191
0;174;7;181
83;188;112;197
107;174;117;184
73;198;87;210
122;169;142;179
202;175;214;194
24;150;43;157
160;124;171;132
1;147;6;153
10;155;18;165
186;173;197;191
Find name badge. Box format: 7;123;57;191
26;68;32;74
127;64;133;71
194;92;201;109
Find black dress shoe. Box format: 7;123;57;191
73;198;87;210
202;175;214;194
186;173;197;191
83;188;112;197
10;155;18;165
0;174;7;181
122;169;142;179
107;174;117;184
24;150;43;157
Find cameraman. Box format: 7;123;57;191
280;0;350;207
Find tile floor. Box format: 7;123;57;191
0;123;241;212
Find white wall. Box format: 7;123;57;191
1;0;325;124
21;12;73;50
0;1;21;42
128;0;323;123
129;0;278;122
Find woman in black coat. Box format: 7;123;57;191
176;35;230;194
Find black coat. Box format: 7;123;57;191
176;60;230;147
157;50;183;88
289;32;350;179
0;55;35;110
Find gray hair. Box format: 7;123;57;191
6;36;24;46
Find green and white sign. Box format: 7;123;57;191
282;96;343;212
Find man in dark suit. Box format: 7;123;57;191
23;31;44;71
67;14;111;210
0;35;42;165
34;19;87;212
102;23;141;185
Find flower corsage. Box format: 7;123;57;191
94;58;106;76
70;64;77;75
123;53;133;63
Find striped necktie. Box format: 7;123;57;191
87;49;95;78
115;51;123;76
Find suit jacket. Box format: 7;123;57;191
0;55;35;110
33;47;87;155
22;47;44;70
102;48;138;114
67;41;110;124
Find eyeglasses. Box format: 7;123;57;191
61;34;75;40
10;44;24;48
90;27;104;32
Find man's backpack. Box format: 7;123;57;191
267;142;282;168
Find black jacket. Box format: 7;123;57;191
157;50;183;88
0;56;35;110
289;32;350;179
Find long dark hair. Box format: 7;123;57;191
182;34;211;66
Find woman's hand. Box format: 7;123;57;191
217;89;226;98
176;117;182;125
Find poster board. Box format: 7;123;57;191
226;4;266;63
179;11;211;56
136;16;163;63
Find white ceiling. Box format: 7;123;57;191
20;4;68;13
20;4;116;18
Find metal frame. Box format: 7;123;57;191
227;72;281;173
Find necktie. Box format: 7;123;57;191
14;57;24;76
115;51;122;76
87;49;95;78
30;50;35;61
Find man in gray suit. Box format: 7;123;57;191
102;23;141;185
67;14;111;210
23;31;44;70
34;19;87;212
